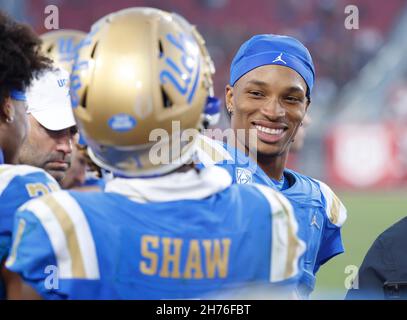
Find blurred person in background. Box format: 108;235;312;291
17;67;77;184
61;134;105;190
345;216;407;300
0;10;59;299
60;133;86;188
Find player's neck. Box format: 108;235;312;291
256;152;288;181
235;139;287;181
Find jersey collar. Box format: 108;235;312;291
104;166;232;203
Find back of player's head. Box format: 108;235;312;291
40;29;86;73
71;7;216;177
230;34;315;98
0;11;51;109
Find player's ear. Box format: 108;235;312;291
0;98;16;124
225;84;234;116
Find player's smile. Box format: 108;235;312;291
251;119;288;144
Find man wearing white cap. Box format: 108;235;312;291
18;67;76;183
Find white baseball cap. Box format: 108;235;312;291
26;67;76;131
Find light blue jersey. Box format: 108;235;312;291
6;166;305;299
0;164;60;298
195;135;347;297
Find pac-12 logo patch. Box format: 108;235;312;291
236;168;252;184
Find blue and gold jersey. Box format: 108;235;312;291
0;164;60;298
0;165;60;262
195;135;347;297
6;166;305;299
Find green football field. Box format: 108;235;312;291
311;190;407;299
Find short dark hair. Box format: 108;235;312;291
0;11;51;107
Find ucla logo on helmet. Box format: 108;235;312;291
70;26;100;109
57;37;77;62
159;32;201;104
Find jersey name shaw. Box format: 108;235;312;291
140;235;231;279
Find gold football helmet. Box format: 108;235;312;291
40;29;86;72
71;7;216;177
